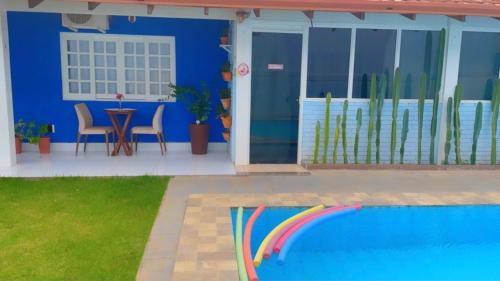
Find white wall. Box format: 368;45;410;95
0;10;15;166
231;19;252;165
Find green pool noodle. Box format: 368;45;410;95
236;207;249;281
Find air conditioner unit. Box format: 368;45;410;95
62;14;109;33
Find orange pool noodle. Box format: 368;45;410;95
243;205;265;281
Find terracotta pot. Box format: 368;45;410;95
222;71;232;82
222;131;230;142
189;124;209;155
220;98;231;110
220;36;229;45
15;137;22;154
38;137;51;154
221;115;232;129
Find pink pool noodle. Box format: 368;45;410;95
274;204;362;253
277;206;361;264
273;206;345;253
243;205;265;281
263;207;326;259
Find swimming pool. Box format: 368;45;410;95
231;205;500;280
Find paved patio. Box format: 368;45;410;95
0;151;235;177
136;169;500;281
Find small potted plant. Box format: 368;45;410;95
221;61;232;82
38;124;51;154
222;129;230;142
219;88;231;110
220;29;229;45
216;104;231;129
14;119;28;154
169;82;212;155
29;124;51;154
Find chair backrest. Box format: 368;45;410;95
74;103;93;132
152;104;165;132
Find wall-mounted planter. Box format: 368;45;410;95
221;98;231;110
15;137;22;154
221;71;232;82
221;115;231;129
38;137;51;154
220;36;228;45
222;131;230;142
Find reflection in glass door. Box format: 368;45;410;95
250;32;302;164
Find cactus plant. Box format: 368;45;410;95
366;73;377;164
453;85;463;164
417;73;427;164
429;92;440;164
342;100;349;164
313;121;320;164
492;79;500;164
376;74;387;164
444;97;453;165
430;28;446;164
354;108;362;164
470;102;483;165
390;68;401;164
400;109;410;164
322;93;331;164
332;115;341;164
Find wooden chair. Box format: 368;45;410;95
74;103;115;156
130;104;166;155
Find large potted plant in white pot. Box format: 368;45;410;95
169;82;212;155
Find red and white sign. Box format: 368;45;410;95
268;64;284;70
237;63;250;76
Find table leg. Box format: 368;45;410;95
107;113;123;156
121;112;134;156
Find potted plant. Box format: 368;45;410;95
28;124;51;154
38;124;51;154
221;61;232;82
169;82;212;155
14;119;28;154
217;104;231;129
222;129;230;142
116;93;124;109
219;88;231;110
220;29;229;45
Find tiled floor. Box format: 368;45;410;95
0;151;235;177
136;170;500;281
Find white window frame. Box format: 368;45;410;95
457;28;500;104
306;26;443;102
60;32;176;102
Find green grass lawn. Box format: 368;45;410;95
0;176;169;281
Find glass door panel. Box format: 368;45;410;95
250;32;302;164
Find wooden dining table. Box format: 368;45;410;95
105;108;136;156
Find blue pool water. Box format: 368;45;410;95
231;206;500;280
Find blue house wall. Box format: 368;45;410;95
8;12;229;143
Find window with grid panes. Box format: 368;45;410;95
60;32;176;101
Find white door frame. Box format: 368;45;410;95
241;20;308;165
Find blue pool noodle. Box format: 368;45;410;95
277;208;357;265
